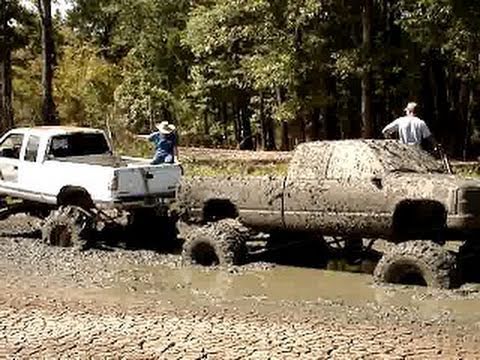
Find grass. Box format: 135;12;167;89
454;164;480;178
182;161;289;177
111;129;480;178
111;129;290;177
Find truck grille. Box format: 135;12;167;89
459;189;480;214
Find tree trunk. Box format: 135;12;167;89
0;0;13;131
258;93;276;150
361;0;374;138
306;108;321;141
233;103;241;144
325;76;340;140
420;59;434;134
265;113;276;150
221;102;228;146
345;80;362;139
458;81;470;160
281;121;289;151
239;102;254;150
429;53;449;149
276;87;289;150
203;110;209;136
259;92;266;150
37;0;58;125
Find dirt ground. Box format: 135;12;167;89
1;216;480;359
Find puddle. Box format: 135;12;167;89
84;264;480;325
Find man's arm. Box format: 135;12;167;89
147;132;159;142
382;119;399;138
421;123;438;150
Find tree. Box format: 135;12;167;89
37;0;57;125
39;0;480;157
110;0;192;133
361;0;374;138
0;0;14;131
67;0;123;60
55;28;121;128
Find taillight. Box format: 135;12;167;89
109;171;119;191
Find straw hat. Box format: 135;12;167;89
156;121;176;135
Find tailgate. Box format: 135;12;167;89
115;163;182;198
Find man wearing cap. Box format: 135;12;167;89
382;102;437;149
148;121;178;164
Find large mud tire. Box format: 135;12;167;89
182;219;249;266
374;240;457;289
457;241;480;283
42;206;94;249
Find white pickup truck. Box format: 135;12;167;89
0;126;182;248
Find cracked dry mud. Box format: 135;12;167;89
1;216;480;359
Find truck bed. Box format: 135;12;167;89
54;155;146;168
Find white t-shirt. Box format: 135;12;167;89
382;116;432;145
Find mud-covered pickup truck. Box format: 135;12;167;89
0;126;182;248
180;140;480;288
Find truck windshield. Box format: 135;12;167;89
49;133;111;157
371;142;445;174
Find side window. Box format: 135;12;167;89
48;136;69;157
289;144;331;180
326;143;382;181
25;135;40;162
0;134;24;160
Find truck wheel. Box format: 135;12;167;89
457;241;480;283
182;219;249;266
373;240;457;289
42;206;94;249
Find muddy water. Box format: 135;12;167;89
83;264;480;326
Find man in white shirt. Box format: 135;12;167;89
382;102;437;148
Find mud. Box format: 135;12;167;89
2;217;480;358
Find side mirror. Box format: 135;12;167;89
371;176;383;189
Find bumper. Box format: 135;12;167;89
447;214;480;231
98;192;177;210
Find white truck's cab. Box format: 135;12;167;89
0;126;182;209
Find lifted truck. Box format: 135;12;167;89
179;140;480;288
0;126;182;247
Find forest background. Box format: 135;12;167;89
2;0;480;160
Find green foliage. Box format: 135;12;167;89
55;29;121;128
6;0;480;158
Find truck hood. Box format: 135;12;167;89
385;172;480;199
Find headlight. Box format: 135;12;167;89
457;188;480;214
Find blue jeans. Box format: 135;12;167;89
151;152;174;164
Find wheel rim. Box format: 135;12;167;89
191;242;219;266
384;261;427;287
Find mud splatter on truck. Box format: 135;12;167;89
179;140;480;289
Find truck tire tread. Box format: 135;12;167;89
374;240;457;289
41;206;93;249
182;219;249;266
